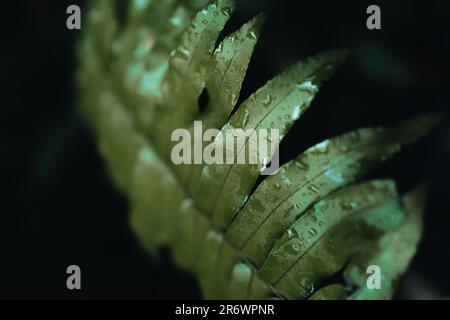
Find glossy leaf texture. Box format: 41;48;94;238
78;0;441;299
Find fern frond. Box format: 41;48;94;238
78;0;441;299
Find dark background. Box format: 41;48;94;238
1;0;449;299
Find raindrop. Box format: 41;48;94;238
291;105;302;121
230;93;238;106
232;263;252;282
215;42;223;54
178;47;190;59
247;30;257;40
169;15;183;28
287;229;294;238
307;184;320;194
242;110;250;127
296;80;318;94
221;7;232;17
282;175;293;186
313;140;330;153
341;200;358;211
262;94;272;107
294;158;309;170
298;277;314;298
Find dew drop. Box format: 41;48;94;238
221;7;232;17
247;30;257;40
282;175;293;187
232;263;252;282
178;47;190;59
294;158;309;170
313;140;330;153
242;110;250;127
133;0;149;11
230;93;238;106
262;94;272;107
291;105;302;121
215;42;223;54
296;80;318;94
307;184;320;194
169;15;183;28
287;229;294;238
298;277;315;298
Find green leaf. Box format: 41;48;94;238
78;0;441;300
344;185;427;300
192;50;348;228
258;180;405;299
226;115;441;267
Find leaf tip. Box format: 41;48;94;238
251;12;267;34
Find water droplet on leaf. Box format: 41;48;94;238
262;94;272;107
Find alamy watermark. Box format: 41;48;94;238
66;265;81;290
66;5;81;30
170;121;280;175
366;5;381;30
66;4;380;31
366;264;381;290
